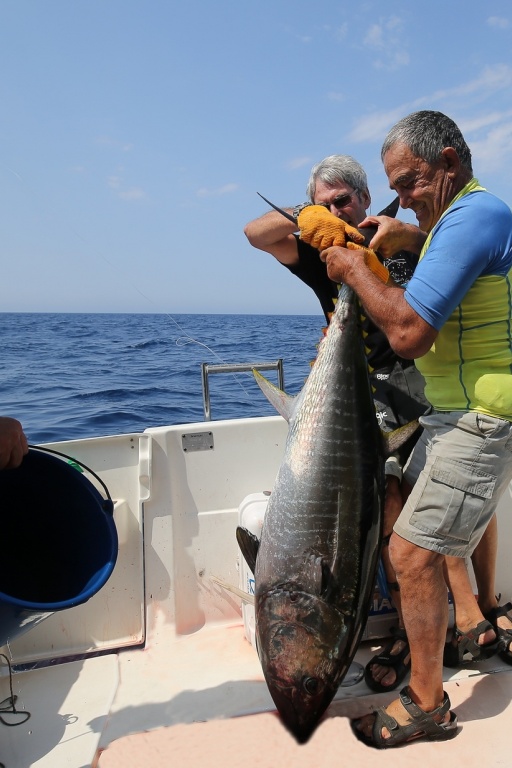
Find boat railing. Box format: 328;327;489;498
201;359;284;421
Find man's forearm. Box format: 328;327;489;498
244;209;297;249
321;246;437;359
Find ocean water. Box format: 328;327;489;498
0;312;325;444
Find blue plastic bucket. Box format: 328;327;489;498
0;447;118;646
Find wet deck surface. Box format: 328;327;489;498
96;620;512;768
97;672;512;768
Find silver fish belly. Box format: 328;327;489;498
237;283;386;742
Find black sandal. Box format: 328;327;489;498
443;619;499;667
484;601;512;665
351;686;458;748
364;626;410;692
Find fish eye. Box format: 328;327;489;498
302;676;319;695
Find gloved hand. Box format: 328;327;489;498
346;242;390;283
297;205;365;251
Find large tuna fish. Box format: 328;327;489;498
237;283;416;743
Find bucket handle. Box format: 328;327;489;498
27;444;112;504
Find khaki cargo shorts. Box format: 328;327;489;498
397;410;512;557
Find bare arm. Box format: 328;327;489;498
320;245;437;359
244;209;299;265
0;416;28;470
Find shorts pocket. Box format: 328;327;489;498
414;456;497;543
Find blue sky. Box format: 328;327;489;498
2;0;512;314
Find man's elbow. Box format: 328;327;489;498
388;326;437;359
243;222;256;246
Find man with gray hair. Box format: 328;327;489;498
245;154;428;694
318;111;512;747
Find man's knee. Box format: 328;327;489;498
389;533;442;580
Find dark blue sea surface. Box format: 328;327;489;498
0;313;324;443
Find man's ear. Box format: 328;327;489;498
441;147;461;178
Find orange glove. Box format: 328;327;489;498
346;242;390;283
297;205;365;250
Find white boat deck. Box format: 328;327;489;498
96;642;512;768
1;417;511;767
5;615;512;768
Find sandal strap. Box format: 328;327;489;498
370;687;454;747
399;686;451;720
484;603;512;657
453;619;498;657
485;601;512;625
372;627;409;666
391;626;408;641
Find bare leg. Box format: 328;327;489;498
444;556;495;646
471;514;498;609
390;535;447;710
471;515;512;636
356;533;452;741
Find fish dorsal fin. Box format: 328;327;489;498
236;526;260;574
253;369;297;422
382;419;420;456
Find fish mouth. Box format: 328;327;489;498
267;680;337;743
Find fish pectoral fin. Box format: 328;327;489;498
236;526;260;574
382;419;420;456
320;559;337;598
303;554;334;597
252;369;297;422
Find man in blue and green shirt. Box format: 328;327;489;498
319;110;512;748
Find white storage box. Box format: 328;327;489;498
238;492;270;648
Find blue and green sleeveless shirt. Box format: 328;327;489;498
404;180;512;421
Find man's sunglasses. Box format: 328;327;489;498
319;191;357;211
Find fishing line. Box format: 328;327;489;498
3;165;259;401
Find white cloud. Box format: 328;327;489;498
362;16;409;71
96;136;134;152
196;183;239;198
286;156;312;170
118;187;145;200
347;64;512;144
373;50;410;71
458;110;512;134
327;91;345;102
335;23;348;41
429;64;512;103
487;16;510;29
108;172;145;201
364;23;384;48
466;117;512;172
347;105;410;143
